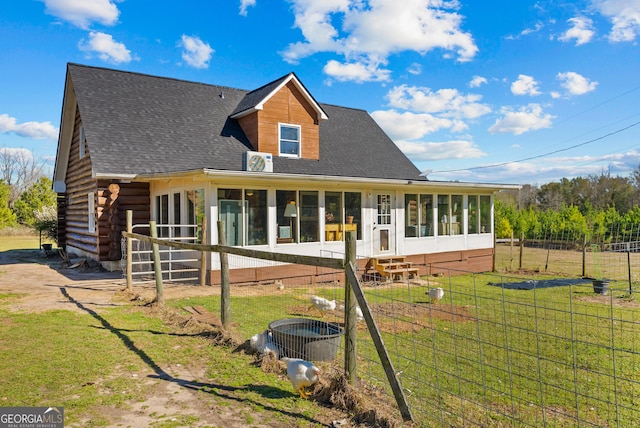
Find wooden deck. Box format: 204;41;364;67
366;256;419;280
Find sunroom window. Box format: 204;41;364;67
218;188;267;246
325;191;361;241
405;194;434;237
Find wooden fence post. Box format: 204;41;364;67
627;243;633;295
218;221;230;329
492;229;496;272
149;221;164;305
126;210;133;292
519;231;524;270
200;217;207;286
344;262;414;422
582;234;587;278
509;230;514;272
344;231;357;384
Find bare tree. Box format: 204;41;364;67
0;148;47;207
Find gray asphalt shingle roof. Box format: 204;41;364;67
68;63;425;181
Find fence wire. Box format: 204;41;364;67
125;225;639;427
195;252;639;427
351;268;639;427
498;223;640;294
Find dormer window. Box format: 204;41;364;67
279;123;300;158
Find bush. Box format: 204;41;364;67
34;205;57;243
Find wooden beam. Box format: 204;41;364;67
345;261;414;423
121;231;344;270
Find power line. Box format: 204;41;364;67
553;85;640;127
430;119;640;174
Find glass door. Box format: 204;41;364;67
373;192;394;255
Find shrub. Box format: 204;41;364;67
34;205;57;243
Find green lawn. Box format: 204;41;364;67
0;235;42;251
0;296;331;427
167;274;639;427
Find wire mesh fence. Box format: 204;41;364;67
352;268;639;427
497;222;640;295
123;225;639;427
196;255;639;427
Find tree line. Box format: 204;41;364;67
495;167;640;242
2;147;639;246
0;149;56;236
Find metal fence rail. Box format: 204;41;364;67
122;223;201;285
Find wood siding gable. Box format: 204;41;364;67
236;78;323;160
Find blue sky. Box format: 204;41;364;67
1;0;639;185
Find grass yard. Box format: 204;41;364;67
167;271;639;427
0;235;41;251
2;235;637;426
0;243;352;427
0;295;341;427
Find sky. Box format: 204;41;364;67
1;0;639;186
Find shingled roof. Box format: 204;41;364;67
64;63;425;181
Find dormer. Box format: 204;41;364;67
231;73;328;160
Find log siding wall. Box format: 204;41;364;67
61;107;99;257
96;180;150;260
60;106;151;262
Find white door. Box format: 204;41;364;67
373;192;395;255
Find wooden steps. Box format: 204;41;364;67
366;256;419;281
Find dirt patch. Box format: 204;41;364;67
575;294;640;307
0;249;221;314
286;301;474;334
0;250;365;427
371;302;474;333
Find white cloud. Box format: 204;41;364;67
397;140;486;161
557;71;598;95
0;114;58;140
282;0;478;82
323;59;391;82
429;150;640;184
469;75;488;88
592;0;640;42
511;74;541;96
385;85;491;120
239;0;256;16
371;110;452;141
559;16;595;45
506;22;544;40
79;31;133;63
489;103;554;135
407;63;422;75
521;22;544;36
179;35;214;69
41;0;119;29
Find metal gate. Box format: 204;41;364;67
122;223;202;285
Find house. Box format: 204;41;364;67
53;63;518;283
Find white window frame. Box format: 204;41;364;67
87;192;96;233
79;126;86;159
278;123;301;158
